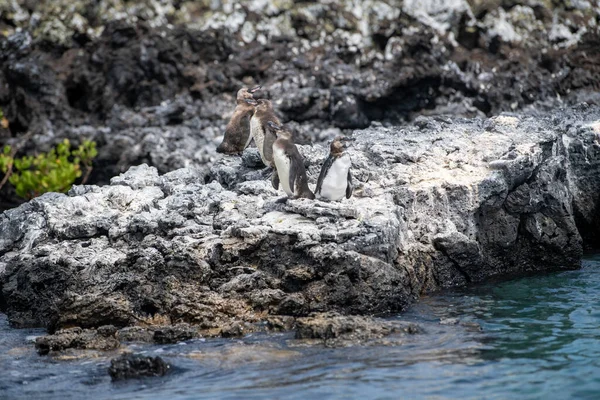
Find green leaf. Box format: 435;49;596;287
7;139;98;199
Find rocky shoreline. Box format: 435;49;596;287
1;0;600;354
2;104;600;352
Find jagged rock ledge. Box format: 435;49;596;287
1;105;600;349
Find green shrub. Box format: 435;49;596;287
0;139;98;200
0;145;11;173
0;108;7;129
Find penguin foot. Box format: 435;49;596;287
275;196;289;204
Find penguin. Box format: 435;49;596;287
216;85;261;154
269;121;315;200
248;99;280;167
315;136;355;201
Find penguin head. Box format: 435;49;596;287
236;85;261;104
331;135;355;155
255;99;273;113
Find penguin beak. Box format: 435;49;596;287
245;98;258;105
249;85;262;93
267;121;281;130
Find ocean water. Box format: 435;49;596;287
1;255;599;400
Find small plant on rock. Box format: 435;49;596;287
0;108;8;129
0;138;98;200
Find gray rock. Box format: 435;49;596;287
35;325;120;355
108;353;170;381
295;312;421;347
1;106;599;336
153;324;200;344
1;0;598;200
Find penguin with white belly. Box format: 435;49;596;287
315;136;355;201
269;121;315;200
248;99;280;168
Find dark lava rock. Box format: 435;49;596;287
295;312;420;346
116;326;156;343
108;353;170;381
0;1;598;210
265;316;296;332
35;325;120;355
2;1;597;351
153;324;199;344
1;106;600;338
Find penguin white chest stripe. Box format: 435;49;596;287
319;155;351;201
250;117;267;163
273;146;293;196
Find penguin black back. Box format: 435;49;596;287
270;122;315;200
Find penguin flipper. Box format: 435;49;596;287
239;112;252;150
271;170;279;190
289;159;299;195
294;164;316;200
346;169;353;199
243;118;254;150
315;155;334;196
262;120;277;165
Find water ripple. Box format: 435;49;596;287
2;256;600;399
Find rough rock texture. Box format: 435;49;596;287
562;118;600;248
108;353;170;381
295;312;420;347
35;320;262;353
0;0;599;209
2;105;599;337
35;325;120;355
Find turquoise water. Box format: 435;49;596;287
1;255;600;399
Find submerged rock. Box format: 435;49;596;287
1;106;599;338
108;353;170;381
35;325;120;355
295;312;420;346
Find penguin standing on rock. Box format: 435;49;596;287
216;85;261;154
315;136;355;201
269;121;315;200
248;99;280;167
